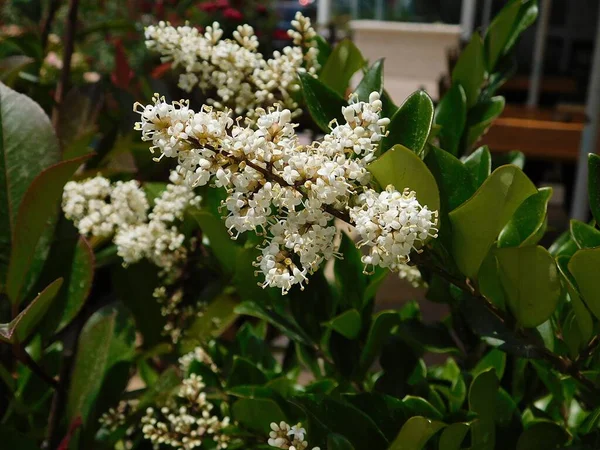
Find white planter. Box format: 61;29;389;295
350;20;462;103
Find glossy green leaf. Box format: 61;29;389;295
556;255;593;345
358;310;401;376
425;145;475;212
515;421;569;450
314;35;332;70
230;387;288;433
438;422;470;450
466;96;505;148
0;55;34;86
227;356;268;387
299;72;346;133
344;393;408;441
293;395;388;450
472;348;506;379
449;165;537;278
334;233;367;310
189;209;239;275
0;278;63;344
569;247;600;320
435;84;467;155
496;246;560;328
354;58;384;102
381;91;434;155
369;144;440;213
111;261;164;347
549;228;578;258
187;294;239;341
484;0;522;71
478;248;506;309
389;416;446;450
67;304;135;424
463;146;492;188
498;187;552;248
589;154;600;224
235;301;313;346
325;309;361;340
570;219;600;249
0;82;61;289
327;433;355;450
320;39;365;97
452;33;485;108
505;1;539;52
6;154;91;304
469;369;499;450
402;396;443;420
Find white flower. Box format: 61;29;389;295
143;14;318;117
268;421;319;450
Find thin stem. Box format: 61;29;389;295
413;248;600;397
40;0;61;52
51;0;80;129
12;344;59;390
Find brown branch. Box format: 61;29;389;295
51;0;80;129
13;344;59;390
40;0;61;52
413;248;600;397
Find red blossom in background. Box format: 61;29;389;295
199;2;218;13
215;0;230;8
223;7;243;21
111;39;134;90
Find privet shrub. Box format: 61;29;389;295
1;1;599;449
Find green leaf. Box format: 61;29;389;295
589;154;600;224
334;232;367;310
0;278;63;344
320;39;365;97
0;427;39;450
358;310;401;376
67;304;135;424
570;219;600;249
496;246;560;328
189;209;239;276
292;395;389;450
463;146;492;188
325;309;361;340
466;96;505;148
314;35;332;70
484;0;522;71
569;247;600;321
0;55;34;87
472;348;506;379
402;396;443;421
435;84;467;156
230;387;288;433
6;154;91;304
0;82;61;289
299;72;346;133
327;433;356;450
505;1;539;52
235;301;313;346
354;59;384;102
389;416;446;450
381;91;434;156
498;187;552;248
368;144;440;214
469;369;499;450
187;294;239;341
556;255;593;345
449;165;537;278
111;261;164;347
515;421;569;450
452;33;485;108
344;393;408;441
425;146;475;212
438;422;469;450
477;248;506;310
227;356;268;387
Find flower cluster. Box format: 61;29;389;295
268;421;320;450
144;12;318;116
134;91;438;293
62;172;201;273
350;186;438;272
179;346;218;374
141;374;230;450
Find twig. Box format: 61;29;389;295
40;0;61;52
51;0;80;129
12;344;58;390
